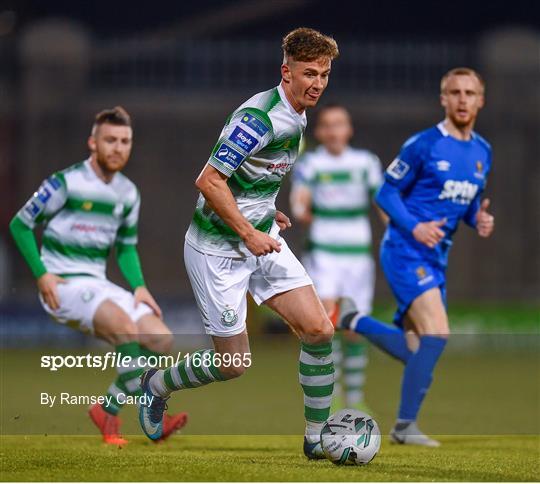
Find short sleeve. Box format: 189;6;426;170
16;173;67;229
384;134;425;192
207;108;273;177
117;189;140;246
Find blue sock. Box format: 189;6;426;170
398;335;447;421
345;315;412;363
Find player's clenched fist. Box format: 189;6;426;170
243;229;282;256
476;198;494;238
412;218;447;249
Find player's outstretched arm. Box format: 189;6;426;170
195;164;281;256
475;198;495;238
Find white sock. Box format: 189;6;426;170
305;420;324;443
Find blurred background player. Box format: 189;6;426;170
138;28;339;459
9;107;187;445
290;104;385;414
336;67;495;446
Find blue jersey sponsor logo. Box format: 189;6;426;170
438;179;479;204
240;113;269;137
228;127;258;153
214;143;244;169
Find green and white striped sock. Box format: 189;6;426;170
299;342;334;439
149;349;225;397
102;341;145;416
344;339;368;406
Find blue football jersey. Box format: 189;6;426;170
382;122;492;266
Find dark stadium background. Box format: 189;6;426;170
0;0;538;444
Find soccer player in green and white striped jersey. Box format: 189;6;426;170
9;107;187;445
139;28;340;459
291;104;386;414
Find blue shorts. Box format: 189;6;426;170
380;241;447;328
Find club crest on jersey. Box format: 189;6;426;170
240;113;269;136
415;266;434;286
228;127;258;153
436;160;451;171
221;308;238;327
81;289;95;303
474;160;485;180
439;180;479;204
386;158;410;180
214;143;245;169
82;201;93;211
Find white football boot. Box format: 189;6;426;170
390;421;441;447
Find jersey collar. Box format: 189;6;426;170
437;121;449;136
84;158;117;186
277;84;307;127
437;121;477;141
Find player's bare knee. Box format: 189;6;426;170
108;320;138;345
109;312;139;344
303;317;334;344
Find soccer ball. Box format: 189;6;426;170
320;409;381;465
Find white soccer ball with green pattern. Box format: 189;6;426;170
320;409;381;465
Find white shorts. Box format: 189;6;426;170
184;237;313;337
303;250;375;314
39;276;153;334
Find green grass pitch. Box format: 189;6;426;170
1;304;539;481
2;434;538;481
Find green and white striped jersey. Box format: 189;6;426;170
16;159;140;278
186;84;306;257
293;146;383;255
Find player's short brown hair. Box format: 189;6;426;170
440;67;485;94
282;28;339;63
93;106;131;130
